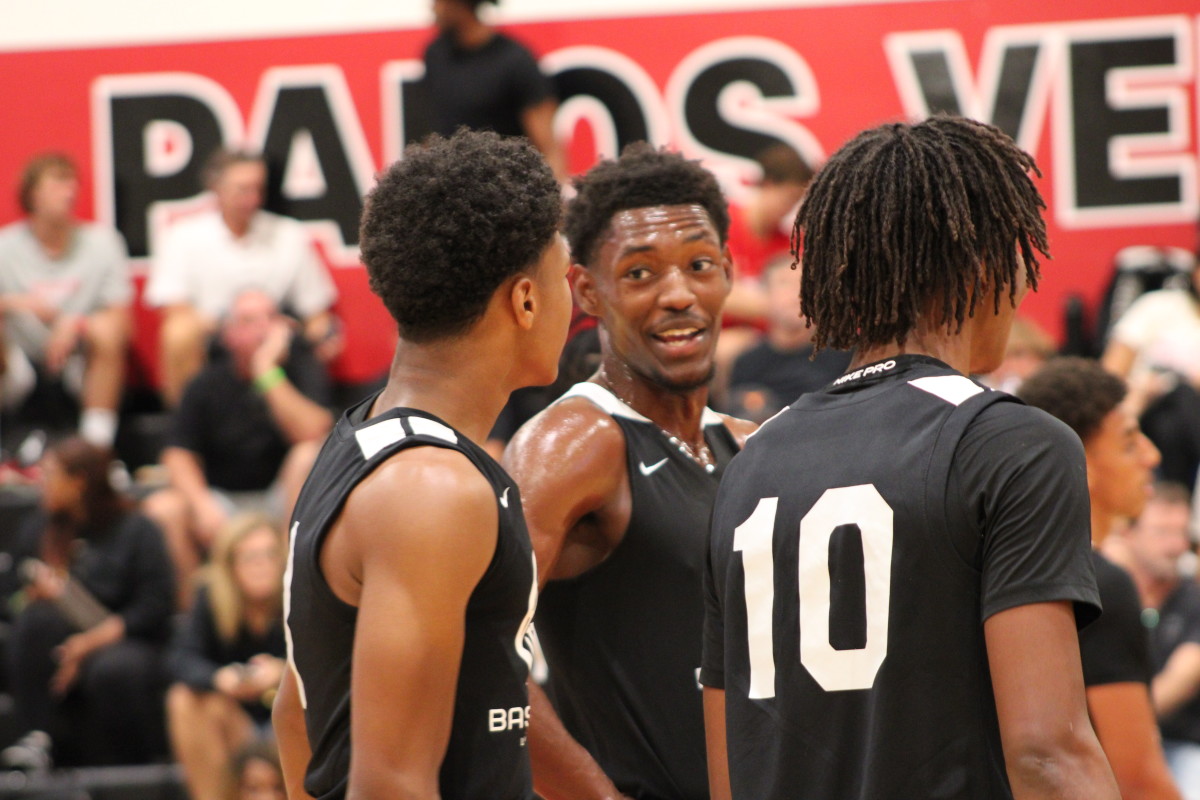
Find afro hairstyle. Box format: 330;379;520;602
359;129;561;342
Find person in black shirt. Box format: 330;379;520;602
273;130;571;800
504;144;755;800
2;437;174;767
726;254;849;421
423;0;566;181
167;513;287;800
1020;359;1182;800
704;116;1118;800
143;288;333;607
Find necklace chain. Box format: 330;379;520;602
597;368;717;473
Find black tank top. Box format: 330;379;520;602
284;396;537;800
535;382;740;800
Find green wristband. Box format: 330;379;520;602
253;366;287;394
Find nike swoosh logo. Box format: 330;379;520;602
499;487;510;508
639;458;669;476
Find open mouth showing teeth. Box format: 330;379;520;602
653;327;703;344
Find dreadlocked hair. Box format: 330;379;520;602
794;115;1049;352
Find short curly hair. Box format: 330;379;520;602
360;130;561;342
565;142;729;268
1017;357;1126;443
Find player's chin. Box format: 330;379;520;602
651;360;717;393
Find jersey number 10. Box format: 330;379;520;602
733;485;894;698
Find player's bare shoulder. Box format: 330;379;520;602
715;412;758;448
504;390;628;484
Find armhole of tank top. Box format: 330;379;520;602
920;392;1015;577
304;435;497;615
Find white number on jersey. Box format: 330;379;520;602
734;485;894;697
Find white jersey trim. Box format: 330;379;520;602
558;381;724;426
908;375;986;406
354;415;459;460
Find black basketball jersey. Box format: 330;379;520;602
284;396;538;800
703;356;1101;800
535;382;739;800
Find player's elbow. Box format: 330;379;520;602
1003;726;1119;799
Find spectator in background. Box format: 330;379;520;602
423;0;567;181
1105;483;1200;799
146;148;339;406
979;314;1057;394
725;254;849;421
232;740;287;800
0;153;131;449
167;513;286;800
1102;252;1200;492
716;144;814;405
143;289;332;607
1020;358;1183;800
0;438;174;768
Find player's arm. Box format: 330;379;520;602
274;665;316;800
1152;641;1200;717
1087;682;1183;800
703;687;731;800
503;401;630;800
503;398;628;589
985;601;1120;799
342;449;499;799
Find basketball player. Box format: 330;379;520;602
702;116;1119;799
1019;358;1182;800
503;144;755;799
272;130;570;800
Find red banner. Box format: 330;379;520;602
1;0;1196;381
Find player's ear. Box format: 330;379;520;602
721;244;735;285
509;273;538;331
572;264;600;315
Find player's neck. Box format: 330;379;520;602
373;339;510;446
1090;506;1117;549
849;333;972;376
594;357;710;446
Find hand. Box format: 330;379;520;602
304;314;343;364
243;654;285;694
45;315;84;374
250;317;295;378
50;632;95;696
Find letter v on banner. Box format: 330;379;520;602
883;26;1055;154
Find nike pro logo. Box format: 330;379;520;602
639;458;669;476
499;487;510;508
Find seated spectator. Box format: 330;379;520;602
142;289;333;606
0;437;174;767
1102;251;1200;490
145;148;339;406
716;144;814;400
0;153;132;448
1105;483;1200;799
232;739;287;800
166;513;286;800
725;255;849;420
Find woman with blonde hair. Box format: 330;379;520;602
166;512;286;800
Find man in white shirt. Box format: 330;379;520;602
146;149;339;405
0;153;131;447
